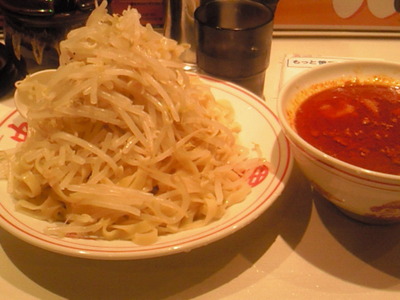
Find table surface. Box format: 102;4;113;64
1;35;400;300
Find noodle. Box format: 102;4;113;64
4;2;267;245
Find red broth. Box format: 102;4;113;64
294;83;400;175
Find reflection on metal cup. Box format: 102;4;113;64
164;0;201;70
194;0;274;97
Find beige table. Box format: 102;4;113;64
1;35;399;300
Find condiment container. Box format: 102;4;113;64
0;0;104;72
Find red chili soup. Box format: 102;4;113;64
294;83;400;175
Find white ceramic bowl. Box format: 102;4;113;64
1;73;292;259
277;60;400;224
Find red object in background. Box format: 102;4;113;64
110;0;164;28
274;0;400;31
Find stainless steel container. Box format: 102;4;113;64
0;0;104;72
164;0;201;70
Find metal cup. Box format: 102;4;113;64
164;0;201;70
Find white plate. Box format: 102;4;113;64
0;74;292;260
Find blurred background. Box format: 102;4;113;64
1;0;400;36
